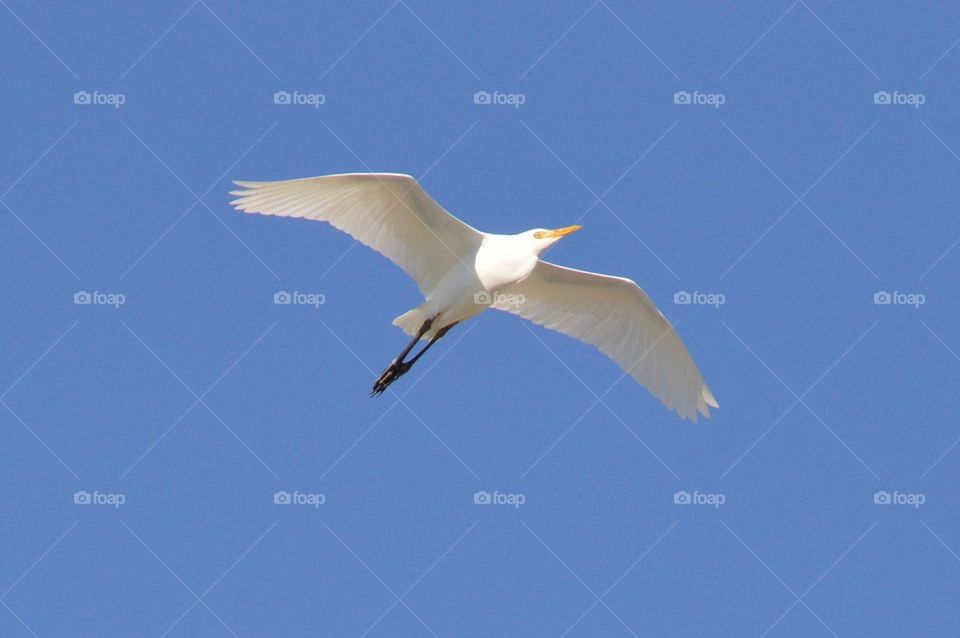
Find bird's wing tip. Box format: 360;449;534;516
702;386;719;409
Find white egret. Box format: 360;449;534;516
230;173;718;421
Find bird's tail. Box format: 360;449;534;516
392;307;430;339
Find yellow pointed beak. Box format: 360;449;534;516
545;224;582;238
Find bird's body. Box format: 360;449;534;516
231;172;718;421
397;232;543;340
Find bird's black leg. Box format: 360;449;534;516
371;318;433;396
404;322;458;367
370;320;458;396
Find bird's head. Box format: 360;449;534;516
527;225;582;255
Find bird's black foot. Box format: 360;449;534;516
371;358;413;396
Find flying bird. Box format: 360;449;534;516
230;173;718;421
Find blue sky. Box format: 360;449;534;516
2;1;959;636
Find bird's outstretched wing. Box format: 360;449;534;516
230;173;482;295
495;261;718;421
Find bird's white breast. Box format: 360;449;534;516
473;235;538;292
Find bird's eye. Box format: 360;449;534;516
534;231;543;239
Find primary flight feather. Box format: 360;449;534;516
230;172;718;421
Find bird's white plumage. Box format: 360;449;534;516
230;173;482;295
495;262;718;421
230;172;718;421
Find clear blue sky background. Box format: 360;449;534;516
2;2;959;636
